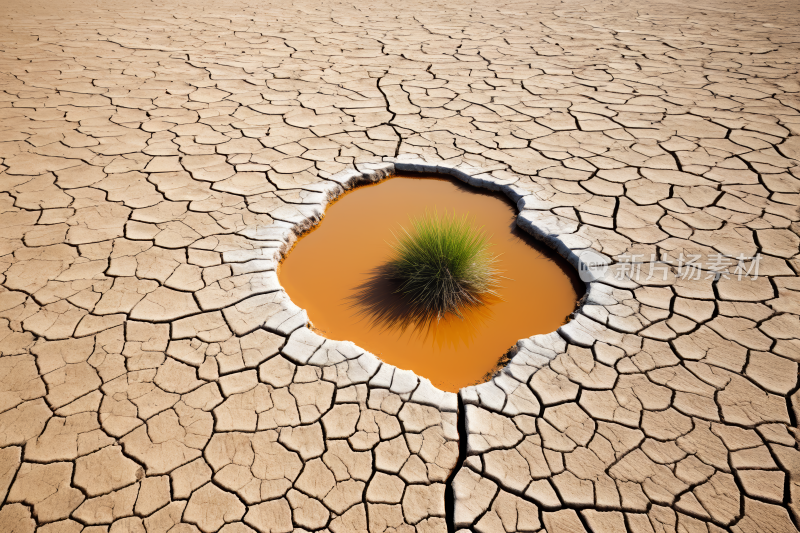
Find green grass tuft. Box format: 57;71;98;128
387;210;499;320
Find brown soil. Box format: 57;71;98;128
279;175;583;392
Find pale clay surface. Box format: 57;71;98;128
0;0;798;532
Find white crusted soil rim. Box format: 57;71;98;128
230;156;629;411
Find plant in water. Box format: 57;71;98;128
387;210;499;320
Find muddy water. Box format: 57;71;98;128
279;175;583;392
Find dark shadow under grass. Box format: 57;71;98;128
346;263;499;340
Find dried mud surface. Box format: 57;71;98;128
0;0;799;532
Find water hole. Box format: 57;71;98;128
279;174;583;392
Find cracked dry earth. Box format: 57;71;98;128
0;0;799;532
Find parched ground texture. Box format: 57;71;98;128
0;0;799;532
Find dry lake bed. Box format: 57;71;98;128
0;0;799;531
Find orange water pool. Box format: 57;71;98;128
279;175;582;392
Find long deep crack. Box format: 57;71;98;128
445;393;468;533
